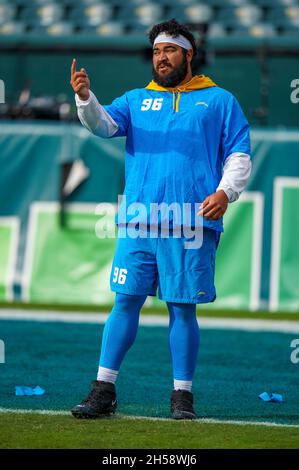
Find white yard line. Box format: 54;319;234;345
0;407;298;428
1;309;299;333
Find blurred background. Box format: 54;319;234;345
0;0;298;312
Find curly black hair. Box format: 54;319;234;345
148;19;197;58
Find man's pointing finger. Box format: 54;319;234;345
71;58;77;76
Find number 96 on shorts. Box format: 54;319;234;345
112;267;128;285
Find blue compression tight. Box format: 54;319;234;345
99;293;147;370
99;293;200;381
167;302;200;381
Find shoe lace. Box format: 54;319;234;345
172;394;194;412
82;381;106;406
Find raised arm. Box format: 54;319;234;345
70;58;119;138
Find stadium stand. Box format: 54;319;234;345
0;0;298;37
0;0;298;125
167;4;214;24
116;4;166;33
69;3;113;27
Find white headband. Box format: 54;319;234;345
153;33;192;51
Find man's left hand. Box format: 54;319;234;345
197;190;229;221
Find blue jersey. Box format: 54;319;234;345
104;74;250;232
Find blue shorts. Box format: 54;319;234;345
110;225;220;304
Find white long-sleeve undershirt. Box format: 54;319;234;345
75;90;118;138
75;91;251;202
217;152;251;202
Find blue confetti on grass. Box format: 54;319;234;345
15;386;45;396
259;392;283;403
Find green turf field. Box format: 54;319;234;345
1;413;299;449
1;309;299;448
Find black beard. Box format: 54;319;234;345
152;55;188;88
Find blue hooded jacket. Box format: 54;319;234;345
104;74;250;232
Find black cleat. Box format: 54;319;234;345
170;389;197;420
71;380;117;419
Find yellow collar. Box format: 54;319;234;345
145;74;217;112
145;74;217;93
